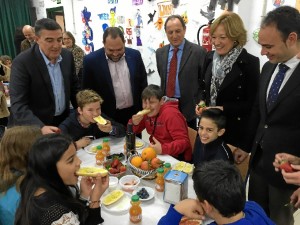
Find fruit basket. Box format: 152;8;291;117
127;153;157;180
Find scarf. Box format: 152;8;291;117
210;47;243;106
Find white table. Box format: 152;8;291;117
77;137;203;225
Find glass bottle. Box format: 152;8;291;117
102;138;110;156
163;162;171;175
125;123;137;161
155;167;165;192
95;146;105;166
129;195;142;223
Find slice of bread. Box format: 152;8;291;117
93;115;107;125
137;109;151;116
76;167;108;177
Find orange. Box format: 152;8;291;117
131;156;143;168
141;147;157;161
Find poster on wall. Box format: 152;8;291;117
70;0;240;84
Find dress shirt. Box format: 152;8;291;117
40;49;66;116
107;54;133;109
167;39;185;98
267;55;300;99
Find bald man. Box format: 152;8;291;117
20;25;35;52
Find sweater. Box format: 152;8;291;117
129;97;192;161
59;111;125;141
158;201;275;225
193;137;234;167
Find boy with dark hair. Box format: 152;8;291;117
158;160;275;225
129;84;192;161
193;108;233;167
59;89;125;149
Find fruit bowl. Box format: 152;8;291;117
104;159;127;178
127;154;157;180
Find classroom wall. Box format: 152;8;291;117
31;0;298;84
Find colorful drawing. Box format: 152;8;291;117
181;11;188;24
109;6;117;27
148;10;156;24
135;26;142;46
154;17;164;30
125;28;133;46
81;7;94;53
136;9;143;27
132;0;143;6
273;0;285;7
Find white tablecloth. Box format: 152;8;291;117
77;137;209;225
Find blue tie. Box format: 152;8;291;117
267;63;289;109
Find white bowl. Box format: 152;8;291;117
108;176;119;191
119;175;140;192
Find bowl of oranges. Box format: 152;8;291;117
127;147;164;180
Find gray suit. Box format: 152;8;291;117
156;39;206;124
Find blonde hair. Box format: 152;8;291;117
76;89;103;109
0;126;42;192
210;12;247;47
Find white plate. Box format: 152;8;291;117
132;186;155;202
135;140;145;150
84;143;102;154
101;191;131;214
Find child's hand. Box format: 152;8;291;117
132;113;143;125
98;120;113;133
76;137;92;149
174;199;205;220
150;137;162;154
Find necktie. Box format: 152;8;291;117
267;63;289;108
166;48;178;97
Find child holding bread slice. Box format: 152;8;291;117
59;89;125;149
15;133;109;225
129;84;192;162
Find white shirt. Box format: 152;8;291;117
107;54;133;109
267;55;300;98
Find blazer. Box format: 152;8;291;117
156;39;207;122
202;49;260;147
244;61;300;189
9;44;79;127
82;47;148;120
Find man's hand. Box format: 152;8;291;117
41;126;60;134
273;153;300;171
150;136;162;154
290;187;300;208
132;113;144;126
174;199;205;221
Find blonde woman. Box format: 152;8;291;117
0;126;42;225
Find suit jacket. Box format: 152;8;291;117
9;44;79;127
156;39;206;122
82;47;148;122
202;49;260;147
244;61;300;189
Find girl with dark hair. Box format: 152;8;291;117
15;133;108;225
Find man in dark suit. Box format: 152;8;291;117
82;27;148;127
9;18;79;134
235;6;300;225
156;15;206;130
